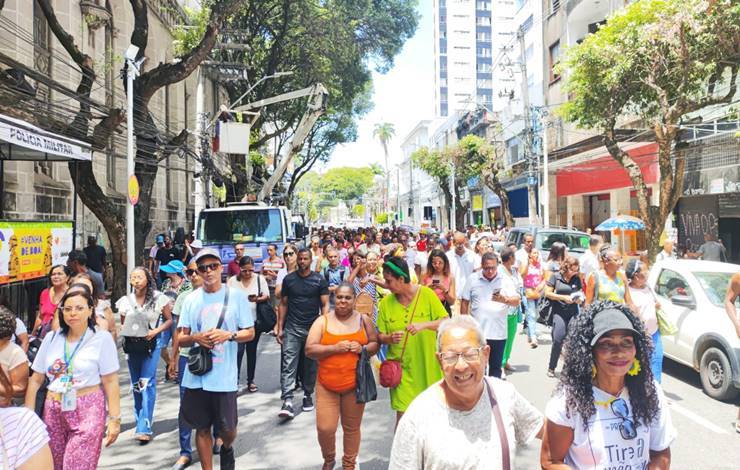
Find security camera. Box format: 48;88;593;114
124;44;139;61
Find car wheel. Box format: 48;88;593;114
699;347;739;401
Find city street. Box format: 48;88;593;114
98;324;740;470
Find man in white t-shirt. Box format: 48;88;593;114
389;315;542;470
447;232;477;312
460;252;521;379
514;233;534;276
579;234;602;280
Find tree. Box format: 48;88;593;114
373;122;396;210
32;0;243;299
317;167;376;207
412;135;514;230
559;0;739;259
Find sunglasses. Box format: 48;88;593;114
197;262;221;273
611;398;637;440
185;269;196;276
283;251;296;256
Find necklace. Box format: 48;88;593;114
593;386;624;408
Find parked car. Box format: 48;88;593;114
505;225;590;259
647;259;740;400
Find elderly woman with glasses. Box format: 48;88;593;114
390;315;542;469
585;245;636;311
541;301;675;470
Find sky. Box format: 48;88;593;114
326;0;435;170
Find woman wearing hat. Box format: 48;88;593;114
541;301;676;469
377;257;447;427
160;259;191;382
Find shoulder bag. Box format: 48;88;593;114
255;276;277;333
485;378;511;470
650;287;678;336
379;290;421;388
355;316;377;403
188;287;229;376
122;294;161;356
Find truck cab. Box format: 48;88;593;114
195;203;296;273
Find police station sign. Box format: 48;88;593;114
0;113;91;161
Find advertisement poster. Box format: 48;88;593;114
0;221;73;284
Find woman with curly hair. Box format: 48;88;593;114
115;266;172;443
541;301;676;469
421;249;455;316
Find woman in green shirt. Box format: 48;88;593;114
377;257;448;428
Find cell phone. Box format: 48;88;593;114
491;289;502;299
432;279;440;285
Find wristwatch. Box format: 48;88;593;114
229;332;237;342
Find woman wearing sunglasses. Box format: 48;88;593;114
275;244;299;300
541;301;675;469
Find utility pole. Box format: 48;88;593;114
194;70;207;220
542;114;549;227
124;46;141;294
449;162;456;231
518;28;537;225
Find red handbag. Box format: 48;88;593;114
379;291;421;388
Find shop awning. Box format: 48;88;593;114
0;113;91;162
555;143;658;197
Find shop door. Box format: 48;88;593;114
719;218;739;263
587;194;610;230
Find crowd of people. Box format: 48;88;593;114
1;223;737;470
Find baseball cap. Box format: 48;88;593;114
159;259;186;274
155;234;165;245
190;239;203;249
590;307;638;346
192;248;221;265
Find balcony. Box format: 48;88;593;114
564;0;613;46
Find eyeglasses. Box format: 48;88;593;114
197;262;221;273
283;251;296;257
611;398;637;440
439;347;484;366
185;269;196;276
594;338;635;354
62;305;89;314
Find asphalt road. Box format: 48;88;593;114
99;324;740;469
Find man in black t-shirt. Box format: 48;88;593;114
276;248;329;419
155;235;181;286
83;236;107;278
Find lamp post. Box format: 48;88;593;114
124;44;144;293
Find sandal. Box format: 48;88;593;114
547;369;556;378
248;383;258;393
135;434;152;445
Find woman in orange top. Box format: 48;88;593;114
306;283;379;470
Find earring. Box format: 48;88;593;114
627;359;641;376
591;364;597;379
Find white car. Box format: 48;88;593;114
647;259;740;400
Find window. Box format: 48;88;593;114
477;1;491;10
521;15;533;34
550;0;561;14
476;16;491;26
477;78;493;88
549;41;561;83
477;63;492;73
477;47;491;57
477;31;491;41
34;161;53;178
197;208;285;244
655;269;694;301
588;20;607;35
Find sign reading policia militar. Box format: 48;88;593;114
0;221;73;284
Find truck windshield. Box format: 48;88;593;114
536;231;590;253
198;208;283;244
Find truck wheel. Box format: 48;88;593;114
699;347;738;401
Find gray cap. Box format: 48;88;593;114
590;307;638;346
192;247;221;264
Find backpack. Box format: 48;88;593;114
323;266;347;285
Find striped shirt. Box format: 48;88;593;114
0;406;49;468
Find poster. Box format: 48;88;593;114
0;221;74;284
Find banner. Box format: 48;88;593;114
0;221;74;284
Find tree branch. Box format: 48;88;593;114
156;129;189;162
129;0;149;60
35;0;90;66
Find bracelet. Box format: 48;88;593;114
107;415;121;422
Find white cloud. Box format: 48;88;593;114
326;0;435;170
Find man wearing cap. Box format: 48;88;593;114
177;248;255;470
149;234;165;278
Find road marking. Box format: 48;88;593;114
669;401;728;434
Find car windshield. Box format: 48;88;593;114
693;271;734;307
535;231;589;253
198;208;283;244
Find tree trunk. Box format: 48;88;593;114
482;168;515;228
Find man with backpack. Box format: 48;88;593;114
322;247;350;309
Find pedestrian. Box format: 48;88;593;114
421;249;456;317
321;247;351;308
514;233;534;275
168;260;202;470
688;233;727;262
154;235;182;287
67;250;105;299
227;244;244;278
149;234;165;278
275;243;299;299
262;243;285;307
176;248;255;470
473;236;492;270
348;252;378;318
522;249;545;348
1;367;53;468
377;256;447;427
389;315;543;469
461;252;521;379
83;235;107;285
585;245;636;310
310;237;324;270
579;235;602;281
25;288;121;469
655;239;676;263
446;233;476;314
305;284;379;470
544;256;584;377
543;241;566;281
724;272;740;433
499;247;523;374
227;256;269;393
625;259;664;383
116;267;172;443
68;272;116;340
276;248;330;419
160;260;191;382
34;265;70;338
541;301;676;469
0;306;29;404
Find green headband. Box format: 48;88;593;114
384;261;409;281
